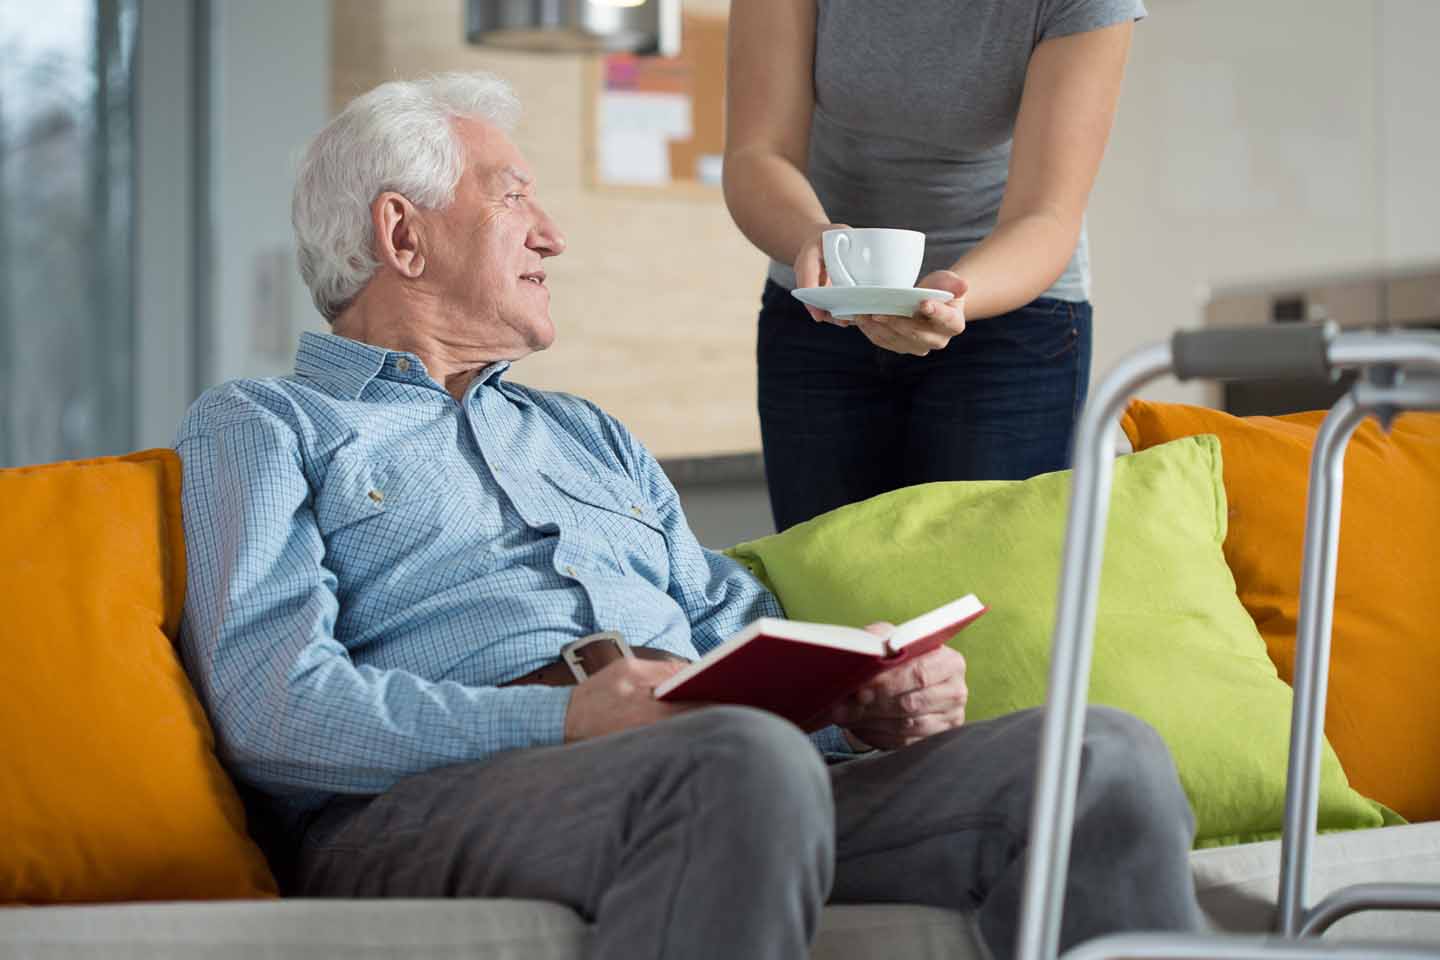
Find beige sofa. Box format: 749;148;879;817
2;821;1438;958
4;424;1438;958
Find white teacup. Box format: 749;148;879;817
822;227;925;289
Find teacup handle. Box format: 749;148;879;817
825;232;857;287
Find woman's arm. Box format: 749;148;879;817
947;21;1134;320
723;0;839;297
844;21;1135;355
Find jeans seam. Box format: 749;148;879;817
1068;302;1084;424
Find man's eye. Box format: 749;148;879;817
506;192;526;202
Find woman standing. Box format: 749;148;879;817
724;0;1144;531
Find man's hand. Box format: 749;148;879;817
831;625;969;751
852;271;968;356
563;658;695;742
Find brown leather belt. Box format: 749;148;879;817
502;631;688;688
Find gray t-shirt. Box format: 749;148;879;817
768;0;1147;301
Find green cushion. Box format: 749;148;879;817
727;435;1398;848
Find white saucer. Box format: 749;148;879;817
791;285;953;319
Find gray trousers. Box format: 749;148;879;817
293;706;1205;960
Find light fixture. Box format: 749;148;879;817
466;0;681;57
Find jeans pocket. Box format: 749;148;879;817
992;298;1082;362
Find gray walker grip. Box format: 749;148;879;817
1171;323;1337;382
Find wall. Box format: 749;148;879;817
208;0;331;386
1091;0;1440;405
135;0;196;449
1379;0;1440;266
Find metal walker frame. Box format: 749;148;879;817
1012;324;1440;960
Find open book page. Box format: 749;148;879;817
734;618;892;654
886;594;987;654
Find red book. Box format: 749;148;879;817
653;594;987;729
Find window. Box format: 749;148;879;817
0;0;136;466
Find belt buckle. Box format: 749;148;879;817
560;630;631;683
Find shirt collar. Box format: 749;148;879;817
293;332;388;398
293;331;511;400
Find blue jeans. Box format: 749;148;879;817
757;279;1093;531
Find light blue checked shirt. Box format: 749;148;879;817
177;332;849;829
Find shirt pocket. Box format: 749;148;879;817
313;455;457;578
539;469;670;582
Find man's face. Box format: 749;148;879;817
417;118;566;358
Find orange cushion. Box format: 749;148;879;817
1121;400;1440;822
0;450;276;902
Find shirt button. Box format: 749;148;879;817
367;489;384;504
395;358;411;373
630;504;644;516
564;565;577;577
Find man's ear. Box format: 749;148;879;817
372;192;426;278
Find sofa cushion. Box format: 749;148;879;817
728;436;1393;847
1191;821;1440;942
0;900;983;960
1122;400;1440;823
3;834;1434;956
0;450;276;902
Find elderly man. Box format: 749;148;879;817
176;72;1203;960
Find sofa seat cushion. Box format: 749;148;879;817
5;828;1438;958
0;901;982;960
1192;820;1440;942
11;823;1440;955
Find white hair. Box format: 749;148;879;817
291;72;521;322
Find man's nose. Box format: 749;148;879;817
529;207;566;257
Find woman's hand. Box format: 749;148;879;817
793;222;853;326
853;270;968;356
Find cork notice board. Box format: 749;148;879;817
585;14;727;195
